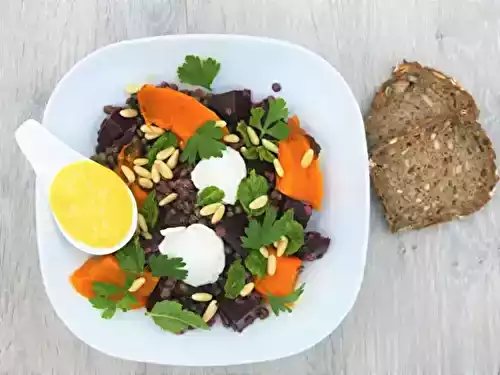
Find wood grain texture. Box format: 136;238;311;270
2;0;500;373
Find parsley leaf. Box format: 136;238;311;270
236;121;252;147
89;296;116;309
282;210;305;255
92;282;123;297
249;108;265;130
241;206;289;251
115;237;145;274
116;292;138;312
257;146;275;163
237;170;269;216
247;99;290;141
146;132;178;168
196;186;225;207
180;121;226;164
149;254;188;280
101;306;117;319
268;284;305;316
244;251;267;277
240;146;259;160
224;259;246;299
90;279;138;318
266;120;289;140
147;300;209;333
177;55;221;90
263;98;289;129
140;191;159;229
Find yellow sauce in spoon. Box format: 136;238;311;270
49;160;133;248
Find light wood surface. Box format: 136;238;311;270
2;1;500;374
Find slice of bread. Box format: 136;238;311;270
365;62;479;151
370;117;498;232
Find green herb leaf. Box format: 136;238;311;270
140;191;159;229
241;206;290;251
89;296;116;309
101;306;117;319
240;146;259;160
224;259;247;299
247;99;290;141
266;120;289;140
268;284;305;316
264;98;289;129
180;121;226;164
92;282;123;297
177;55;221;90
244;251;267;277
282;210;305;255
115;237;146;274
147;300;209;333
236;170;269;216
236;121;252;147
196;186;225;207
146;132;178;167
117;293;138;312
149;254;188;280
249;108;265;130
257;146;275;163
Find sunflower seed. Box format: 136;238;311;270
300;148;314;168
211;204;225;224
138;178;153;189
156;146;176;161
259;247;269;258
200;203;222;216
119;108;138;118
273;158;284;177
138;214;148;233
247;127;260;146
262;139;279;154
133;165;152;179
151;164;161;183
125;83;143;95
159;193;178;206
202;300;218;322
223;134;240;144
192;293;213;302
276;236;289;257
166;149;179;169
239;282;255;297
128;277;146;292
215;120;227;128
267;255;277;276
120;165;135;183
133;158;149;166
249;195;268;210
155;160;173;179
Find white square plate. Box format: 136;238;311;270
37;34;369;366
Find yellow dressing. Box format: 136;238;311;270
49;160;133;248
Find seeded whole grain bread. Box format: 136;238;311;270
365;61;479;151
370;117;498;232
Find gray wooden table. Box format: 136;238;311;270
2;1;500;374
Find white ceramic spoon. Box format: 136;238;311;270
15;119;137;255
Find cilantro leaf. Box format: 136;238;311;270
249;108;265;130
101;306;117;319
244;251;267;277
196;186;225;207
268;284;305;316
247;99;290;141
177;55;221;90
147;300;209;333
149;254;188;280
224;259;246;299
237;170;269;216
89;296;116;309
241;206;289;251
266;120;289;140
264;98;289;129
146;132;178;168
115;237;145;274
92;282;123;297
282;210;305;255
117;292;138;312
140;191;159;229
180;121;226;164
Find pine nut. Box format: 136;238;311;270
247;127;260;145
142;232;153;240
138;214;148;233
166;149;180;169
151;164;161;183
191;293;213;302
133;158;149;166
128;277;146;292
249;195;268;210
240;146;248;153
145;132;161;140
273;158;284;177
223;134;240;143
202;300;218;322
211;204;225;224
125;83;143;95
200;203;222;216
262;139;279;154
156;146;176;161
159;193;178;206
138;177;153;189
149;126;165;135
300;149;314;168
267;255;277;276
155;160;173;179
259;247;269;258
140;124;155;134
120;165;135;183
276;236;289;257
133;166;152;179
273;241;279;248
215;120;227;128
119;108;138;118
239;282;255;297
